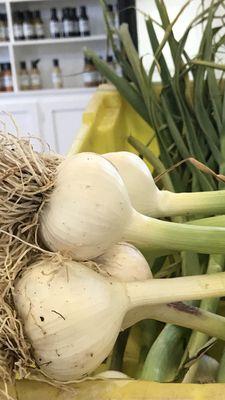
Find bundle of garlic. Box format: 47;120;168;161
2;135;225;385
13;257;225;381
0;133;62;382
39;152;225;258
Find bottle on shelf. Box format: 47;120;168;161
13;11;24;41
34;10;45;39
30;59;42;90
70;8;80;37
62;8;73;38
107;5;116;29
19;61;30;91
79;6;90;37
0;14;7;42
49;8;60;39
23;10;35;40
2;63;13;92
51;59;63;89
83;56;99;87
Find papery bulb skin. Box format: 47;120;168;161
39;153;132;260
95;242;152;281
104;152;161;216
14;259;128;381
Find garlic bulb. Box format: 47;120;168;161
104;151;160;216
95;370;129;379
39;153;131;261
14;259;127;381
183;355;219;383
39;152;225;260
95;242;152;282
104;151;225;218
14;259;225;381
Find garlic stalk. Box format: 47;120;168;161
94;242;152;281
14;259;225;381
104;151;225;218
94;243;225;338
39;153;225;260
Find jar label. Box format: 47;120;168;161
31;73;41;86
83;71;99;84
79;19;89;33
50;21;60;35
35;23;44;38
23;23;34;38
3;75;13;88
63;20;73;35
13;24;23;38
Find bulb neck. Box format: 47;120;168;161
123;209;225;255
156;189;225;218
125;272;225;309
122;303;225;341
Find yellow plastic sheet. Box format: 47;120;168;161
11;379;225;400
68;84;159;161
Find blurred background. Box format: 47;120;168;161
0;0;216;154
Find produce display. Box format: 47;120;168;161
3;0;225;393
2;129;225;392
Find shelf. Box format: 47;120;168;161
0;41;9;47
9;0;50;2
0;86;97;96
12;35;107;46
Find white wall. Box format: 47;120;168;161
136;0;221;80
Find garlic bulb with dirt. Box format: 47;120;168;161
94;242;152;281
14;258;225;381
39;152;225;260
104;151;225;218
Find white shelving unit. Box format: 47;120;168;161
0;0;118;155
0;0;116;92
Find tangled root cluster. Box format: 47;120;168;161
0;132;62;383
